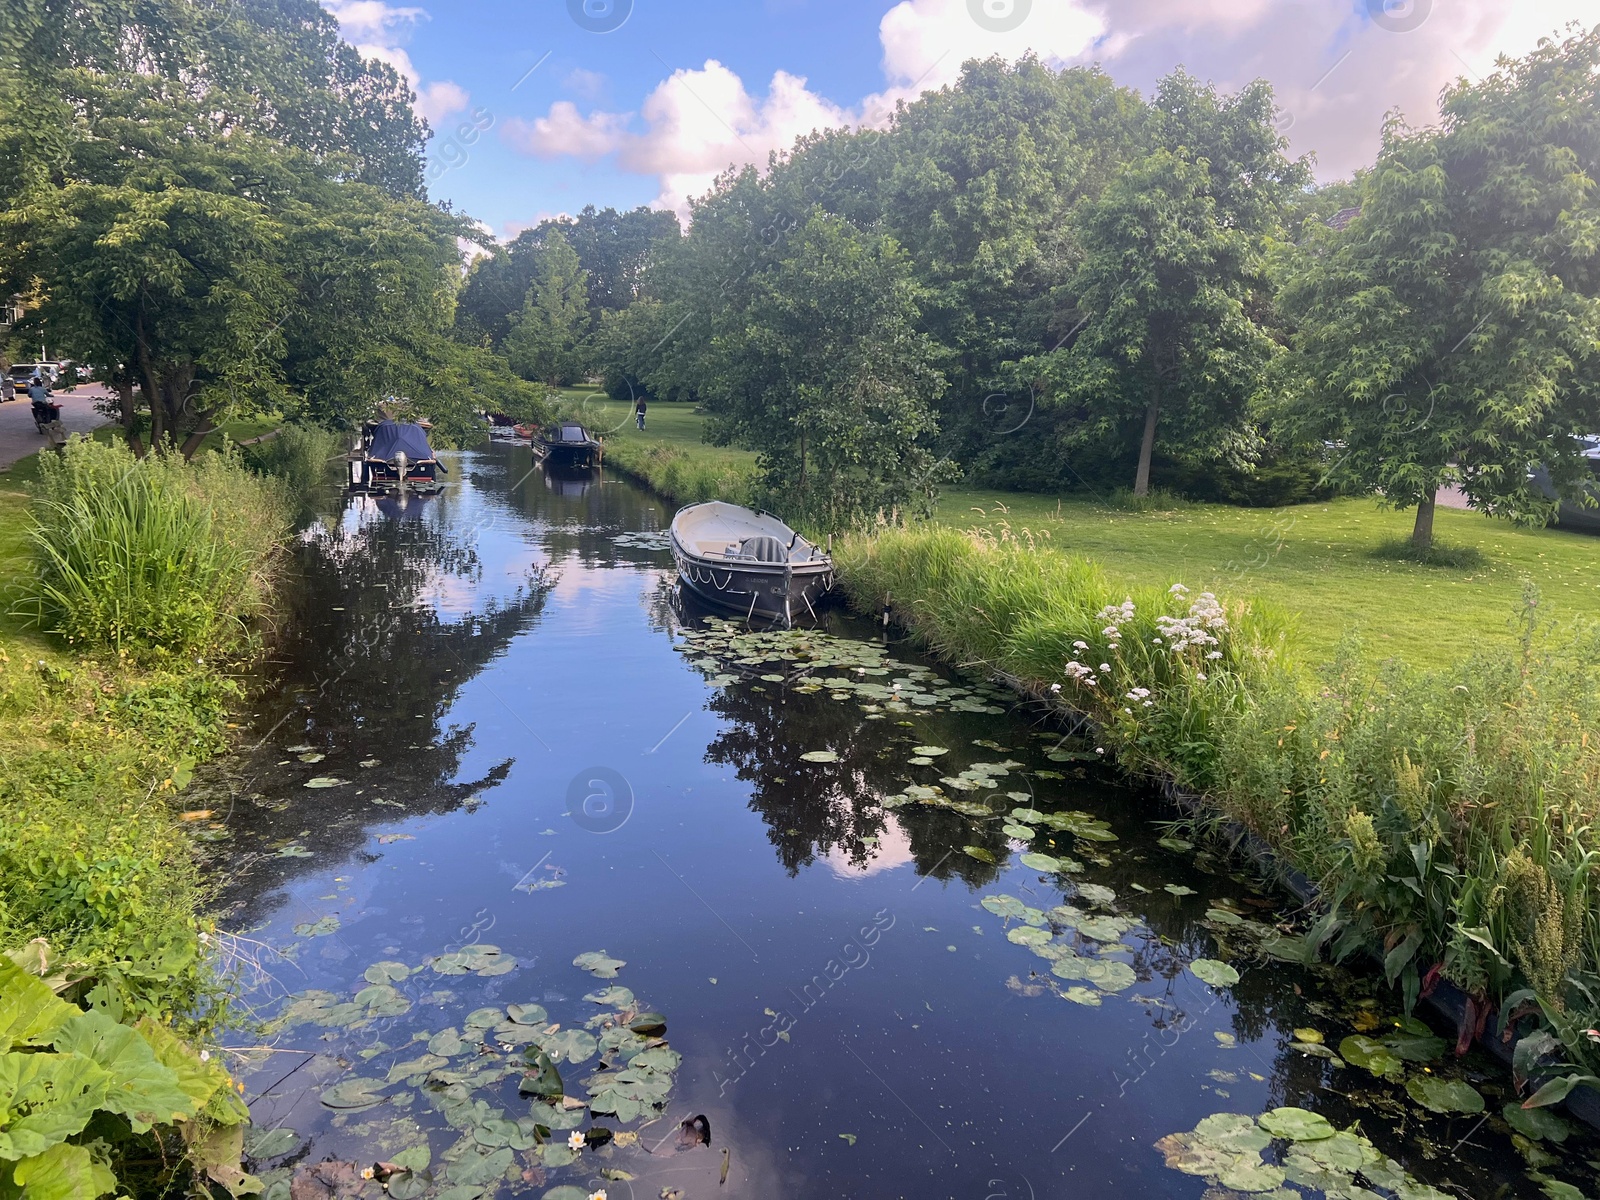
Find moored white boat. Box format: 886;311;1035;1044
670;501;833;625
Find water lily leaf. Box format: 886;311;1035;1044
1077;884;1115;908
1292;1028;1323;1045
631;1046;680;1072
584;987;634;1008
303;777;346;788
1339;1035;1404;1080
355;984;410;1018
1502;1102;1572;1143
1204;908;1243;926
277;844;313;858
799;750;838;763
981;895;1026;919
1194;1113;1272;1152
542;1188;589;1200
448;1146;513;1186
572;951;626;978
504;1004;548;1026
364;961;410;984
1018;853;1061;872
1081;960;1136;991
1190;959;1241;988
1075;915;1127;942
1003;824;1037;840
908;756;934;767
1006;926;1052;947
1218;1157;1286;1193
319;1077;386;1111
1009;808;1044;824
912;746;948;756
1061;986;1101;1006
962;845;997;864
1383;1026;1446;1063
1157;837;1194;853
1163;885;1196;896
428;1028;463;1056
297;752;325;763
244;1127;300;1161
293;915;340;938
1405;1075;1483;1114
387;1053;448;1083
1259;1107;1335;1141
533;1027;598;1065
528;1101;584;1130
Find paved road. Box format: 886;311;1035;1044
0;386;115;471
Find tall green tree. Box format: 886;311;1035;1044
700;210;950;524
1032;72;1307;496
1283;26;1600;548
503;230;591;386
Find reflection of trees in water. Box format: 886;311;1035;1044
209;487;555;924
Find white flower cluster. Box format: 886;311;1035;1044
1097;597;1136;647
1064;660;1100;687
1154;590;1228;653
1126;686;1154;707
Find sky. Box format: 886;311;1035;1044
320;0;1598;242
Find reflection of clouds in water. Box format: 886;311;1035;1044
546;554;668;636
824;814;916;879
417;541;546;618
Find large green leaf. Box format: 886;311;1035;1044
0;961;76;1053
0;1051;112;1159
1405;1075;1483;1115
133;1017;231;1115
51;1010;196;1132
5;1142;118;1199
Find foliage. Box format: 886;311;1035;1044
0;957;251;1198
17;437;292;661
1280;26;1600;548
240;423;343;499
454;204;680;347
695;210;952;524
0;0;511;450
1029;71;1308;496
503;230;591;386
835;527;1600;1085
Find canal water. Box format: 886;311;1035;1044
206;441;1588;1200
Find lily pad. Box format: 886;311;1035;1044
319;1077;386;1111
1502;1102;1572;1144
1259;1107;1335;1141
293;915;340;938
505;1003;549;1025
363;961;410;984
583;986;634;1008
1190;959;1241;988
1003;824;1037;840
962;845;997;864
1204;908;1243;926
799;750;838;763
1061;987;1102;1006
1339;1035;1404;1080
572;951;626;978
911;746;948;757
1405;1075;1483;1115
303;776;347;789
981;894;1026;919
1006;926;1052;947
1194;1113;1272;1152
1157;836;1195;853
1018;852;1061;872
1163;885;1196;896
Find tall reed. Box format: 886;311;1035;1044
17;438;292;660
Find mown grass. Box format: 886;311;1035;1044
945;490;1600;670
839;526;1600;1085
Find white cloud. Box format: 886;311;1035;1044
501;102;628;160
499;0;1600;217
321;0;470;133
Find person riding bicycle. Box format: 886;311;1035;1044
635;396;647;431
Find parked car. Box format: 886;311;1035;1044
1529;436;1600;533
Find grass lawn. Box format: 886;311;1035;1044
550;388;759;474
544;398;1600;670
947;490;1600;669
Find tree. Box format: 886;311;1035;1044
1025;72;1306;496
699;210;950;524
503;231;591;386
1283;27;1600;548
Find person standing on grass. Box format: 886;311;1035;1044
635;396;647;431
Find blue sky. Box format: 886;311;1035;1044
324;0;1591;241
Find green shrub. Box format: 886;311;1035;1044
604;442;755;507
17;438;291;660
241;422;343;497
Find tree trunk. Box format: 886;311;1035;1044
178;412;216;460
116;379;145;457
134;297;165;450
1411;488;1437;552
1133;387;1159;497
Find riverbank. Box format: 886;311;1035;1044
0;436;296;1195
836;525;1600;1107
566;400;1600;669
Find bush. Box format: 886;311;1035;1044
17;438;292;660
241;423;343;497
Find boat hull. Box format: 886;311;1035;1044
535;440;602;468
672;540;833;622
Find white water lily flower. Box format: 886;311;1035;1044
589;1192;608;1200
568;1132;585;1152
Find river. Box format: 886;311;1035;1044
204;441;1581;1200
